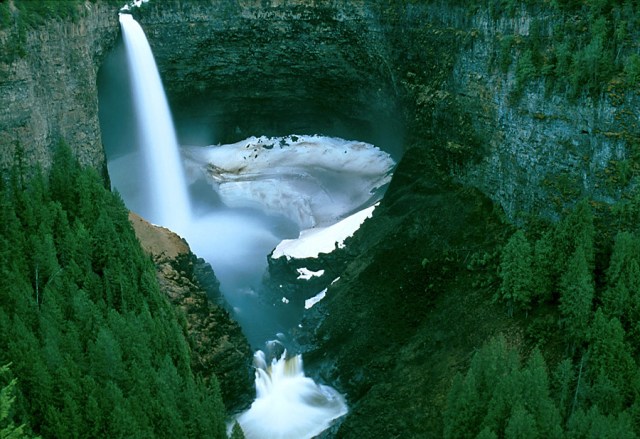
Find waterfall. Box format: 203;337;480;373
117;13;349;438
119;13;191;235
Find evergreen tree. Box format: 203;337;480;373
559;245;594;346
532;230;555;302
0;144;230;438
0;364;34;439
444;337;562;438
567;407;637;439
602;232;640;329
504;404;538;439
552;359;575;422
553;199;595;279
230;422;246;439
497;230;534;316
587;309;637;413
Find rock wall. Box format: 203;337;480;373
0;1;119;174
131;0;403;157
2;0;637;220
390;3;640;221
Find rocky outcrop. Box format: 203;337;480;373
128;212;254;413
2;0;636;221
0;1;119;174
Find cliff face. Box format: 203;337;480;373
132;0;403;156
443;8;640;220
126;1;639;221
0;1;119;174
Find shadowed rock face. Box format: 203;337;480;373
129;212;255;413
131;1;404;158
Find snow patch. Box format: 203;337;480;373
296;268;325;280
182;135;394;229
305;289;328;310
272;204;378;260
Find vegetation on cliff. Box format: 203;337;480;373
459;0;640;96
0;0;122;62
0;141;228;438
445;196;640;437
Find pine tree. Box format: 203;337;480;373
444;372;482;439
230;422;246;439
551;359;575;422
497;230;534;316
0;142;231;438
553;199;595;280
587;308;638;413
532;230;555;302
0;364;32;439
519;349;562;438
602;232;640;320
559;245;594;346
49;140;80;217
504;404;538;439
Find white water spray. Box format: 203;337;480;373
236;350;348;439
119;13;191;235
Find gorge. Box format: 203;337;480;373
1;0;639;438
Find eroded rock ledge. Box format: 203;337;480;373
128;212;254;413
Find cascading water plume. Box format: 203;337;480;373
236;349;348;439
118;13;191;235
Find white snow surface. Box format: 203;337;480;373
272;204;377;260
182;135;394;229
305;289;328;310
296;268;325;280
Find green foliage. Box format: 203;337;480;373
0;0;124;63
443;337;562;439
230;422;246;439
602;232;640;321
456;196;640;437
514;49;537;94
484;0;640;98
531;230;554;302
0;364;36;439
497;230;534;316
559;245;594;346
0;142;228;438
624;54;640;86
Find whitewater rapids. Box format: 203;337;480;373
235;350;348;439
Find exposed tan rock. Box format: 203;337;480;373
128;212;189;261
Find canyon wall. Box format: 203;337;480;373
431;6;639;220
2;0;637;218
132;0;639;221
0;2;119;174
